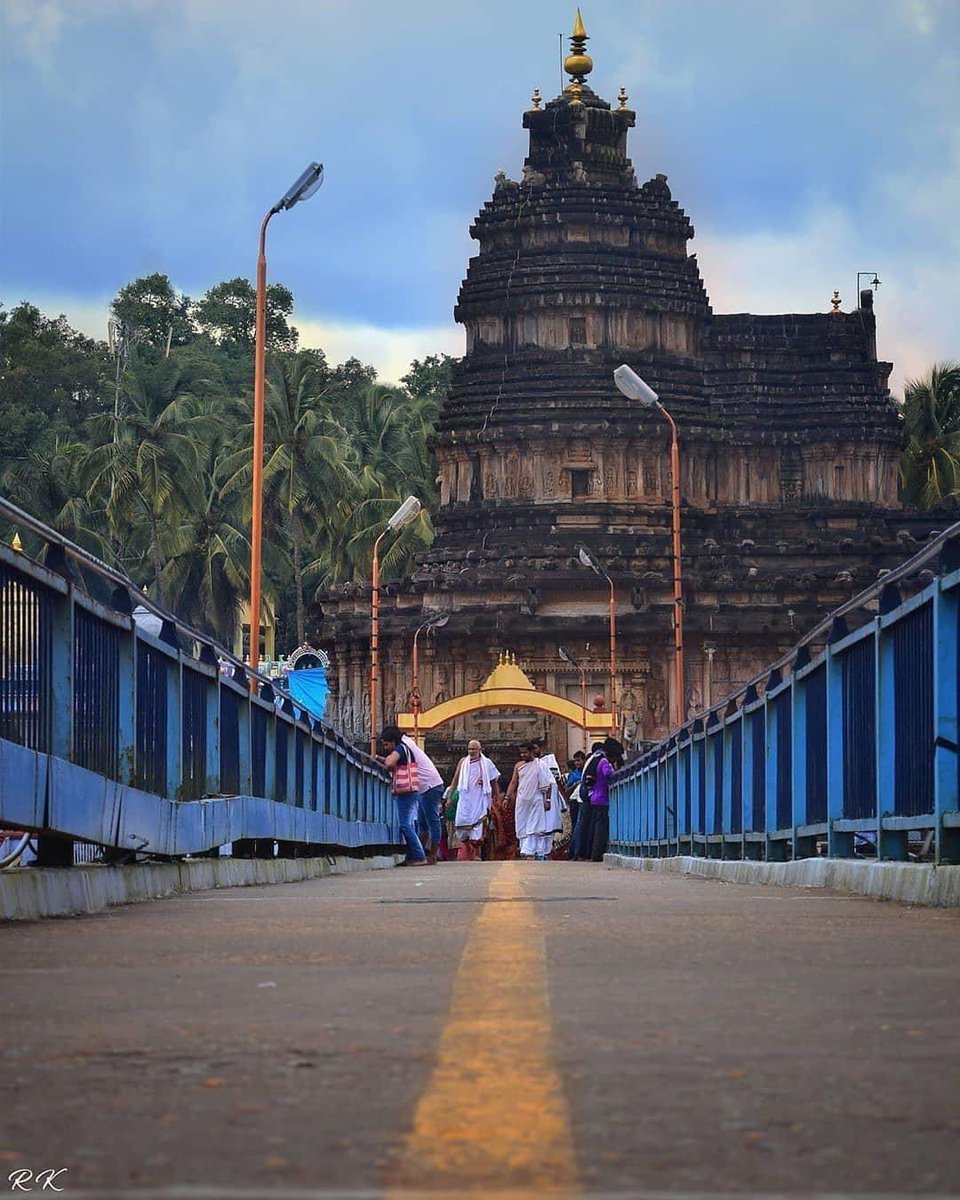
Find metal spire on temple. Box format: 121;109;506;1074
563;9;593;103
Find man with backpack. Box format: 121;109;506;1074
588;738;624;862
570;742;605;860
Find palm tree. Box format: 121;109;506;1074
900;362;960;508
226;352;352;643
83;357;225;597
159;440;250;643
319;382;438;582
3;438;113;560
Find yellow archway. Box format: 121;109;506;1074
397;653;614;745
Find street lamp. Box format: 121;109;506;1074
856;271;881;306
411;612;450;735
614;363;685;729
248;161;324;680
576;544;618;725
559;644;588;751
370;496;423;754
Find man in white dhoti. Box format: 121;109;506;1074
507;742;558;859
450;739;500;860
538;749;570;857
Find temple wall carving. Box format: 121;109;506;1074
465;309;698;355
437;439;900;508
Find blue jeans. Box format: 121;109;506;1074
417;784;444;852
572;802;596;860
395;793;426;861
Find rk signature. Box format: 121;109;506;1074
7;1169;67;1193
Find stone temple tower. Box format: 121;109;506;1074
319;13;937;769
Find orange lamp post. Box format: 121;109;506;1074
248;162;323;681
576;545;618;727
411;612;450;736
614;364;685;730
369;496;422;755
559;644;589;752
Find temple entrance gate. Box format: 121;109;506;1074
397;653;614;749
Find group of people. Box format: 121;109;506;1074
376;726;624;865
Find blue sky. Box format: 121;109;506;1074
2;0;958;390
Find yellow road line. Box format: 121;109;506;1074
391;862;577;1195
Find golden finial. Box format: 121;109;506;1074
618;86;628;110
531;87;542;110
564;8;593;104
11;532;22;552
831;289;842;314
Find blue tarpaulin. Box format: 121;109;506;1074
286;667;329;722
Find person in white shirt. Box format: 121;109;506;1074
449;739;501;861
400;734;445;866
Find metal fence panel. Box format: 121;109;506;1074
892;603;934;817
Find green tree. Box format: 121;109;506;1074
401;353;456;410
83;357;225;597
111;273;194;355
317;382;436;584
193;278;298;351
900;361;960;508
0;302;111;466
225;353;349;643
3;438;111;558
159;439;250;643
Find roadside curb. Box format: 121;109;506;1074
0;854;403;921
604;853;960;907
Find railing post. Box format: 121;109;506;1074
792;669;814;859
36;547;75;866
933;578;959;863
237;670;253;796
200;646;220;797
159;622;182;801
721;720;734;858
875;617;901;860
826;626;853;858
111;587;137;787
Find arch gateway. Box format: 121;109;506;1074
397;654;613;750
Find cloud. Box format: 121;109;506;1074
695;175;959;398
294;315;463;384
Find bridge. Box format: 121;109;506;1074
1;498;959;1196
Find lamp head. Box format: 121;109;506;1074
577;545;602;576
275;162;324;212
428;612;450;630
558;644;579;667
387;495;422;530
614;364;660;408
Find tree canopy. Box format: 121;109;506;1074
0;277;457;653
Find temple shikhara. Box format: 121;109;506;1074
319;13;938;770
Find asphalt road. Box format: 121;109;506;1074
1;860;958;1199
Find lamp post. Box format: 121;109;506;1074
559;644;588;751
614;364;685;730
248;161;324;680
411;611;450;735
576;545;618;726
856;271;881;306
370;496;422;754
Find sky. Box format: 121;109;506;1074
1;0;958;393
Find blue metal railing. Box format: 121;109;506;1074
610;525;960;865
0;497;397;860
